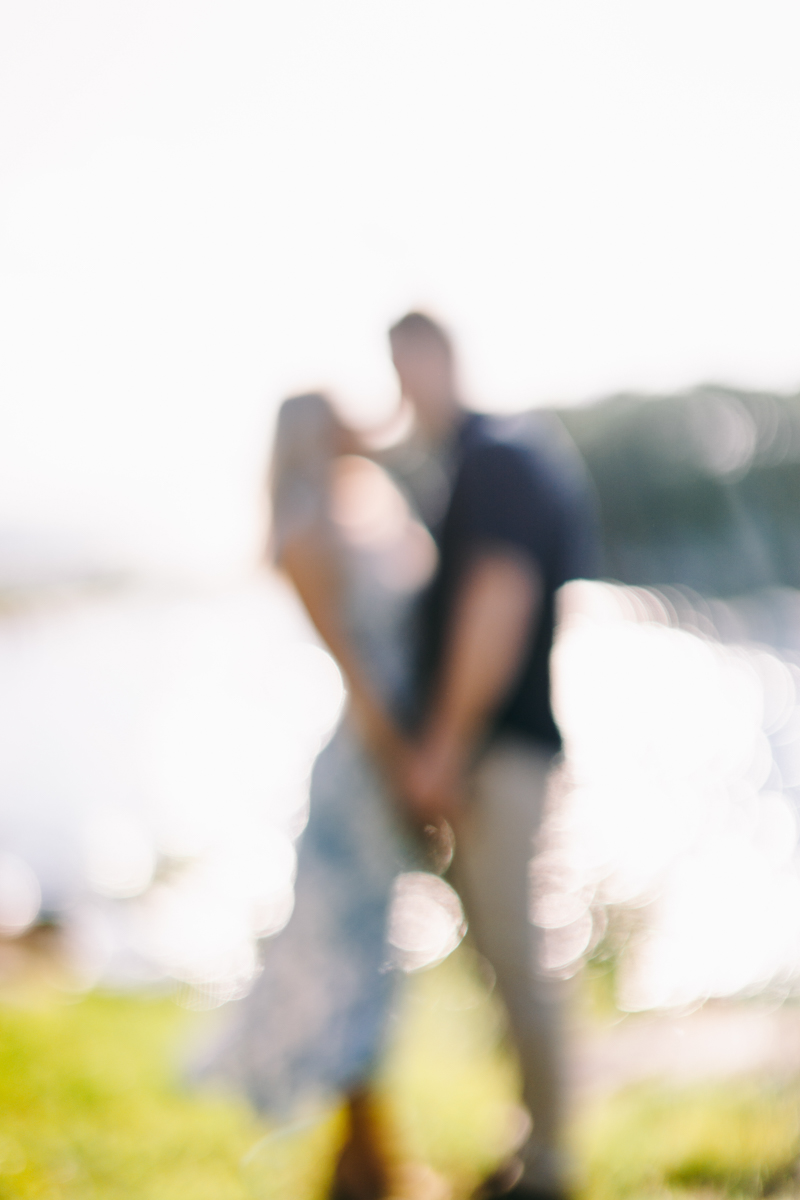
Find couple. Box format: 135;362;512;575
204;313;599;1200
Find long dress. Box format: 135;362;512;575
194;397;427;1117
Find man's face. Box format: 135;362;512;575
390;333;455;437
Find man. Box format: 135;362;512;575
383;312;600;1200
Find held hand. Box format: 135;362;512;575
401;733;469;823
348;686;467;824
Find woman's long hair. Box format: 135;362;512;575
268;392;341;563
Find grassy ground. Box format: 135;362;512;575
0;947;799;1199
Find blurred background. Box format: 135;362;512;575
3;2;800;1195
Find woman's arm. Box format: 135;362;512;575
269;392;411;788
279;526;410;785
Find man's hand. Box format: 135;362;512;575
402;732;469;823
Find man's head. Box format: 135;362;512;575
388;311;461;441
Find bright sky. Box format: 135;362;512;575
2;1;799;576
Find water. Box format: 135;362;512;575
2;574;800;1009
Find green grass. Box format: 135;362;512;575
0;989;264;1200
576;1081;800;1200
0;948;799;1199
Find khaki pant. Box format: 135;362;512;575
450;738;563;1190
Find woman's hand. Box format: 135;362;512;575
350;698;411;787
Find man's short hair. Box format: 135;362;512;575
388;311;452;357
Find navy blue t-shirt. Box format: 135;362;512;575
416;411;600;750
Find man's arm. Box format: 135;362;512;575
405;549;541;820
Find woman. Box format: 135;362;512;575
199;393;439;1199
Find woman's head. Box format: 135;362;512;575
269;392;342;541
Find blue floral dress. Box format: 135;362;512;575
194;397;425;1115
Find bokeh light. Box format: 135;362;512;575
5;570;800;1011
0;853;41;937
387;872;467;974
540;580;800;1008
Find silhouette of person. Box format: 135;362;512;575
380;312;600;1200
